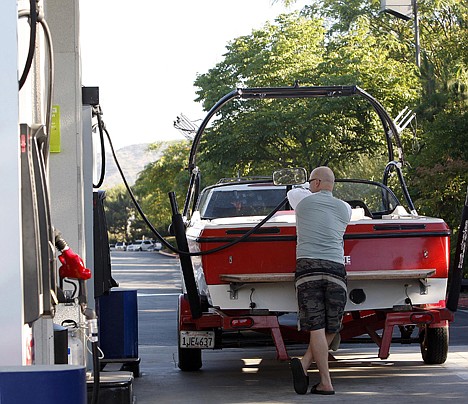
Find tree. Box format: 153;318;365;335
405;2;468;236
103;184;133;242
194;10;419;179
287;0;468;272
133;141;191;236
411;159;468;230
417;0;468;117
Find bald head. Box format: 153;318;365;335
309;166;335;192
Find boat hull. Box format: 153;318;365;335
186;213;450;313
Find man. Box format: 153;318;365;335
287;166;351;395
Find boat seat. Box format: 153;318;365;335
220;269;436;283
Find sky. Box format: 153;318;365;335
79;0;308;149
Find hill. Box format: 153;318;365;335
98;143;168;189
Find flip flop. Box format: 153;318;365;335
290;358;309;395
310;383;335;395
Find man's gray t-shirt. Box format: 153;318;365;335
287;188;351;265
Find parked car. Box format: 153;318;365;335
152;241;162;251
127;240;154;251
115;242;127;251
145;240;163;251
126;242;137;251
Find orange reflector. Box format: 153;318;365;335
410;312;434;324
231;318;254;328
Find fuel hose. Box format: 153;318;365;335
101;111;288;257
18;0;37;90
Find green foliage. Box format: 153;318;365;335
194;8;419;180
195;14;326;109
133;141;191;235
404;1;468;243
103;185;133;242
416;109;468;163
411;159;468;228
336;154;388;181
417;1;468;120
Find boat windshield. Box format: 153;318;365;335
198;180;400;220
334;180;400;218
199;186;287;219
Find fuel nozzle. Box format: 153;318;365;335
58;247;92;280
55;229;91;280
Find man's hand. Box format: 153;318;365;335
58;248;92;280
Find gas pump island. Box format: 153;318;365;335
0;2;129;403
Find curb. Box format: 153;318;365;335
158;250;178;258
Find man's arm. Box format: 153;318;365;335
287;188;311;210
343;201;352;221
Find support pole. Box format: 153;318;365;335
169;192;202;319
413;0;421;68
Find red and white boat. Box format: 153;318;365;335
173;85;457;371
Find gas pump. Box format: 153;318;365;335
55;229;101;404
1;1;100;403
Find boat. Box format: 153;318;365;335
173;85;455;371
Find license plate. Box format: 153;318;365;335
179;331;215;349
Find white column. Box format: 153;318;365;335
45;1;95;367
46;0;87;264
0;0;25;365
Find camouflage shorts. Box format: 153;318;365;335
295;258;347;333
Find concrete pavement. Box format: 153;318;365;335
131;342;468;403
111;251;468;403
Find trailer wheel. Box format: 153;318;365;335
419;326;449;364
177;295;202;371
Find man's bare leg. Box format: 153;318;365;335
306;329;335;391
300;331;336;374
